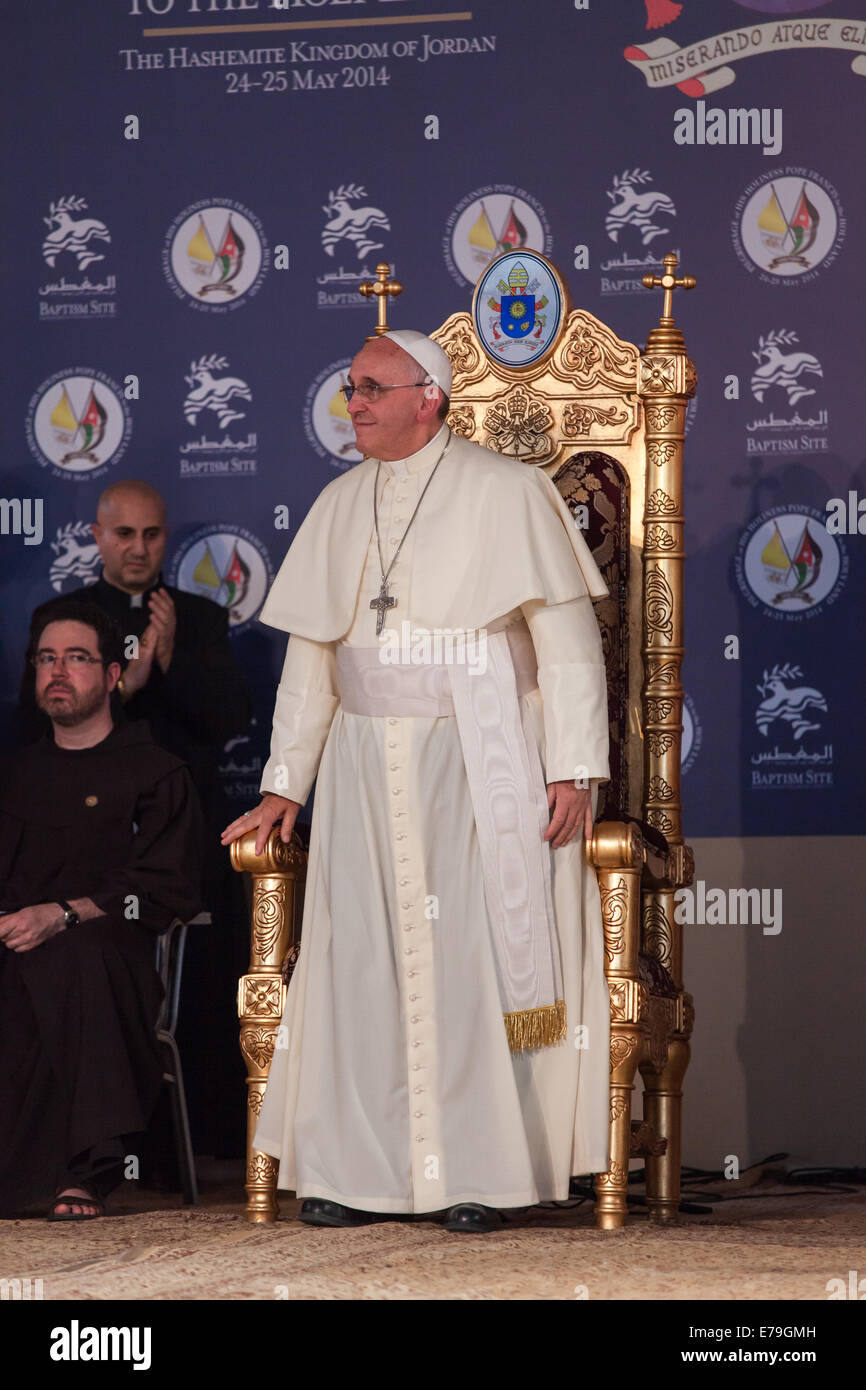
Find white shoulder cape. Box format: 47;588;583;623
259;435;608;640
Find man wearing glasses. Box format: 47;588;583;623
223;329;611;1233
0;600;202;1219
20;478;253;1161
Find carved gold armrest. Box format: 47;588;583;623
586;817;693;889
230;826;308;1223
586;819;643;979
585;818;643;872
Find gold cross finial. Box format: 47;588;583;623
359;262;404;338
642;253;696;322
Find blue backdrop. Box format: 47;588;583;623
2;0;864;838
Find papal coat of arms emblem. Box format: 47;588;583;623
472;251;567;369
496;262;538;340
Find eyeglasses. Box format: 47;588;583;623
32;651;105;670
340;379;431;404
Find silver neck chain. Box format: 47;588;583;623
372;429;452;589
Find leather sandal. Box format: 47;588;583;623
47;1189;104;1222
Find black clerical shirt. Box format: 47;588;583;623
0;721;203;930
0;722;204;1214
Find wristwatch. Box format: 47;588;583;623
57;899;80;929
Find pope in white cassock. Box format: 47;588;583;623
222;329;612;1233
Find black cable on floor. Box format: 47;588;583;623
556;1154;865;1214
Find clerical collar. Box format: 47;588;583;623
379;423;450;478
93;571;164;608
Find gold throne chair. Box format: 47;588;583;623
232;252;696;1229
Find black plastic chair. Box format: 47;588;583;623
154;912;210;1204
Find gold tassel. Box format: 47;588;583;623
503;1000;567;1053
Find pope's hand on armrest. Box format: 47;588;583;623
221;793;301;856
544;782;593;849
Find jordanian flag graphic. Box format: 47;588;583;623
214;218;244;285
789;185;819;255
790;523;822;592
222;543;250;607
498;203;527;250
79;388;107;450
58;382;109;465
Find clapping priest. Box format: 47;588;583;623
223;328;611;1233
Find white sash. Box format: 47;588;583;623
335;619;566;1052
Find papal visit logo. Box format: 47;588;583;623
163;200;267;311
443;186;551;288
26;369;131;480
169;526;272;631
732;168;844;284
735;506;847;620
304;359;363;471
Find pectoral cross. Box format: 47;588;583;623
370;580;397;635
359;262;403;339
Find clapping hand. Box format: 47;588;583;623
120;622;158;697
148;588;177;674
